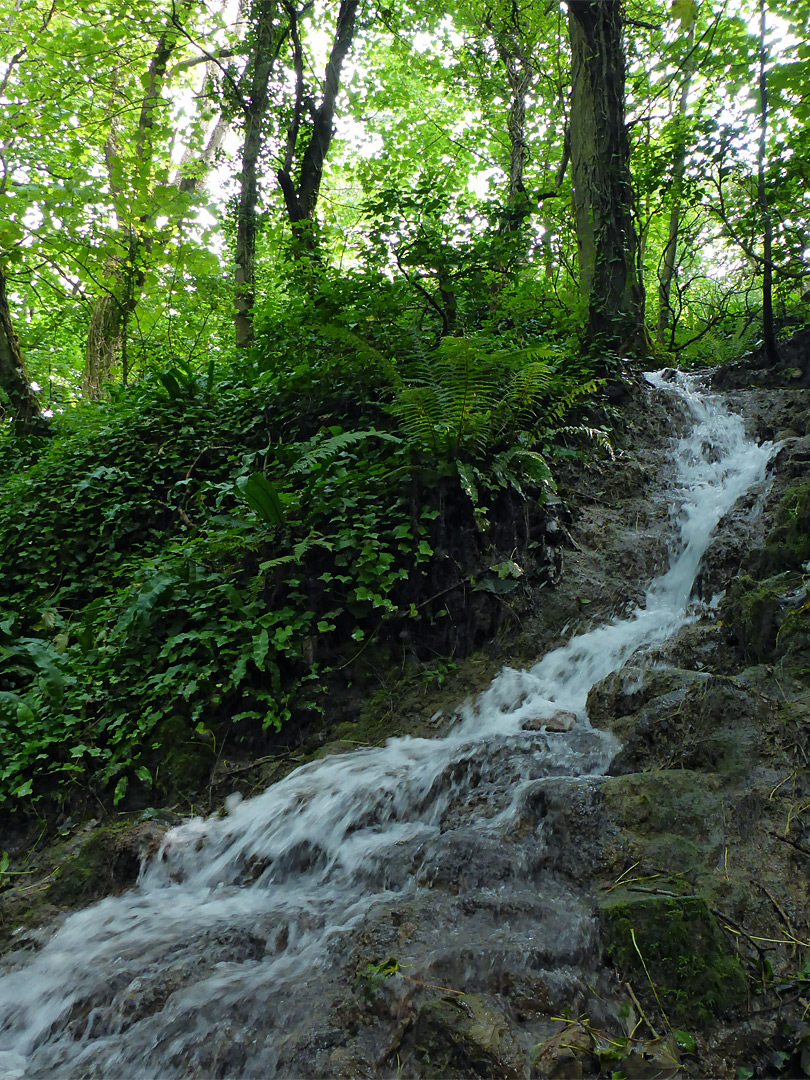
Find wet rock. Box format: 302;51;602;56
532;1021;594;1079
587;665;710;733
0;820;165;949
602;674;769;776
521;709;576;732
600;771;728;885
401;993;527;1079
600;894;748;1026
721;572;807;663
525;777;608;883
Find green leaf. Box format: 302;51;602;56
236;473;285;526
113;776;128;805
253;627;270;670
673;1030;696;1054
158;370;184;400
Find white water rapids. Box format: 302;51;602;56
0;372;774;1078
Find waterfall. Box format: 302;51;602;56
0;372;774;1079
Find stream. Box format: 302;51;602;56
0;372;775;1078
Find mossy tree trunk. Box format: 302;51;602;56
757;0;779;366
568;0;646;357
82;9;192;394
0;263;44;428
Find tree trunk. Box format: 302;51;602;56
0;263;44;428
757;0;779;365
567;0;646;356
657;19;695;346
82;12;188;389
276;0;359;250
234;0;284;349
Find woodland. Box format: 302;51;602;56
1;0;806;817
0;0;808;936
1;0;810;1073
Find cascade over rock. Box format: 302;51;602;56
3;371;810;1079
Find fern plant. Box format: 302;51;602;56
390;336;602;461
291;428;402;475
390;337;502;456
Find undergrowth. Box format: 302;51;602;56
0;332;608;817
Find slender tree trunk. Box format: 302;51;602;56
0;263;44;428
234;0;284;349
486;10;535;304
176;92;230;196
567;0;646;356
500;47;532;210
657;20;695;345
757;0;779;365
83;12;188;391
276;0;359;249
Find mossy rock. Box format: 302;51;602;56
0;819;164;946
724;572;804;662
46;820;164;905
600;894;748;1027
403;993;525;1078
743;479;810;581
150;713;217;797
768;481;810;568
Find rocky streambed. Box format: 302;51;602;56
1;362;809;1080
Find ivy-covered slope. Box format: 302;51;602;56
0;336;606;819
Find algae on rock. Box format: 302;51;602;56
600;894;748;1026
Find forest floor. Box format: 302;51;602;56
1;346;810;1078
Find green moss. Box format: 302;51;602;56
773;481;810;565
150;714;216;797
747;481;810;579
600;894;748;1026
725;573;803;662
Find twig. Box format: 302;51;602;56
757;881;798;955
768;831;810;859
630;927;670;1027
626;980;659;1038
711;907;769;963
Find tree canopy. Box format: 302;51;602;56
0;0;806;413
0;0;808;815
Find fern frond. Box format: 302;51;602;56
507;449;557;494
390;387;442;453
430;338;500;447
291;429;402;475
488;344;561;367
319;325;400;385
506;362;556;406
551;425;614;457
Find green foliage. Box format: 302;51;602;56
390;335;601;459
0;314;606;814
235;472;285;525
603;895;749;1026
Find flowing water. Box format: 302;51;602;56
0;372;774;1078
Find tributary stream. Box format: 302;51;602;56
0;372;774;1078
